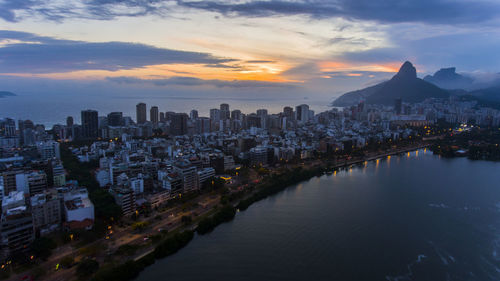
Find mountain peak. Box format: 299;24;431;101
423;67;474;90
433;67;459;79
395;61;417;80
332;60;450;106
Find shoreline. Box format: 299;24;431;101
333;144;430;168
102;144;431;281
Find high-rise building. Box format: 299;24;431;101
66;116;74;127
52;161;66;187
283;106;294;118
24;171;48;196
0;118;16;137
210;108;220;123
0;170;23;196
220;104;230;120
295;104;310;123
171;113;188;136
198;167;215;186
190;110;198;120
250;146;268;165
159;112;165;122
395;98;403;115
160;173;183;194
165;111;175;122
246;114;261;128
37;141;60;160
231;110;242;121
357;101;365;113
196;117;211;134
175;163;199;193
1;191;35;261
150;106;159;124
110;187;136;216
107;112;123;126
30;189;62;235
257;109;268;117
81;110;98;139
257;109;268;129
136;103;147;124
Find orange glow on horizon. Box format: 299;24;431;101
1;61;302;83
318;61;401;74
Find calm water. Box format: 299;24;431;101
0;92;331;127
137;150;500;281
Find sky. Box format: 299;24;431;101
1;0;500;104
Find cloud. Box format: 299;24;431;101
246;60;275;63
106;76;296;88
0;0;170;22
1;0;499;25
176;0;500;25
0;30;235;73
335;31;500;73
326;36;367;46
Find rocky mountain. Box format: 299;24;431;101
0;91;16;98
423;67;474;90
331;82;387;107
332;61;449;106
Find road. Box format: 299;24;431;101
6;193;220;281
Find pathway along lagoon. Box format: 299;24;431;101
136;149;500;281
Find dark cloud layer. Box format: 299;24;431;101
1;0;499;25
0;0;168;22
106;76;295;88
0;30;234;73
177;0;500;24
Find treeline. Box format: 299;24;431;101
91;230;194;281
237;167;322;211
430;128;500;161
196;205;237;234
468;144;500;161
90;166;326;280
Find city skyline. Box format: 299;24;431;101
2;2;500;280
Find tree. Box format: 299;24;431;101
115;244;139;256
131;221;150;231
30;237;57;260
30;266;46;279
76;259;99;277
59;255;74;268
181;215;192;225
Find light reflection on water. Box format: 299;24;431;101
136;151;500;281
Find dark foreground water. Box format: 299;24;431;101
137;150;500;281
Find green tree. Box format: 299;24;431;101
59;255;75;268
30;237;57;260
77;259;99;278
181;215;192;225
30;266;46;279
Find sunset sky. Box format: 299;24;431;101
1;0;500;99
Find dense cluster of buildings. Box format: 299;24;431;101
1;96;500;262
0;129;94;262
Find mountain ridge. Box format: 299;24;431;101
423;67;474;90
332;61;449;106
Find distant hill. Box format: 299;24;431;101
331;82;387;107
0;91;16;98
467;86;500;102
423;67;474;90
332;61;449;106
